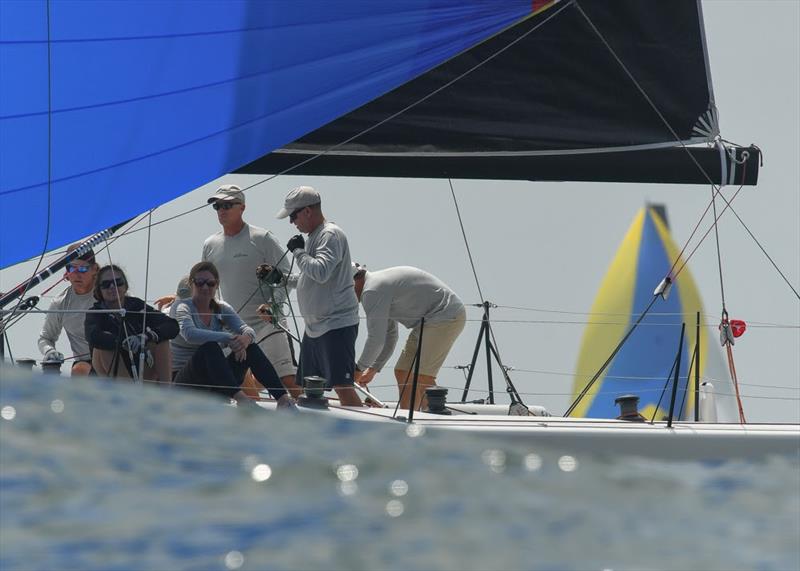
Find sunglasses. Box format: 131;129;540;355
192;278;218;288
212;201;241;211
99;277;126;289
66;264;91;274
289;206;306;223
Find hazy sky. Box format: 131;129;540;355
2;0;798;422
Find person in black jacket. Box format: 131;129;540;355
85;264;178;384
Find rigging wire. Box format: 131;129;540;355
0;213;152;336
117;0;577;239
101;238;141;382
564;295;660;417
447;179;483;302
137;208;155;378
574;1;797;302
4;0;54;353
710;181;727;311
716;191;800;301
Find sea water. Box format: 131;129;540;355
1;367;798;571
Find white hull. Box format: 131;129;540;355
257;400;800;462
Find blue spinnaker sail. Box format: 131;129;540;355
0;0;537;268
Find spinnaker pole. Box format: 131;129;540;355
0;221;128;310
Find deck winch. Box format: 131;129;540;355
424;387;451;415
614;394;646;422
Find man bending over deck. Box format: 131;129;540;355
352;265;466;410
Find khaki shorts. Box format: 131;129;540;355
395;307;466;377
253;320;297;379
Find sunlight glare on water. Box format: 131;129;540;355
1;368;798;571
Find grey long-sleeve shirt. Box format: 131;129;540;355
292;221;359;338
170;299;255;371
357;267;464;371
37;286;95;360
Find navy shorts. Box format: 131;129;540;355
297;324;358;388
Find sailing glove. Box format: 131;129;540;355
144;327;159;344
43;349;65;363
122;334;146;353
123;328;159;353
256;264;284;285
287;234;305;252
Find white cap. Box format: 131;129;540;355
276;186;321;219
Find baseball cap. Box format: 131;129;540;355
207;184;245;204
66;241;96;264
276;186;321;219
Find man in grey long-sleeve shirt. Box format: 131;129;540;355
37;243;99;375
353;265;466;410
277;185;362;407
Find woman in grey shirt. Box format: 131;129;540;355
171;261;290;405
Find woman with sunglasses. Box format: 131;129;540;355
84;264;178;383
170;261;293;406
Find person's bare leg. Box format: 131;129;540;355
334;385;362;407
71;361;92;376
414;375;437;410
150;341;173;386
240;370;266;399
394;369;437;410
280;374;302;398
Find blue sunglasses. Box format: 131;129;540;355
66;264;91;274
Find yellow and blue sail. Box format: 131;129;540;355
572;206;709;420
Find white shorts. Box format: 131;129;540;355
253;320;297;379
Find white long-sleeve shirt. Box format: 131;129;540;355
357;267;464;371
292;221;359;338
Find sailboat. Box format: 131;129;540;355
1;1;797;460
571;204;740;422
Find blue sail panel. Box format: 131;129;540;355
573;207;707;420
585;210;690;419
0;0;534;268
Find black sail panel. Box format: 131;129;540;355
238;0;760;185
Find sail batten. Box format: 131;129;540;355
239;0;738;182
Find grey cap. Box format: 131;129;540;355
276;185;321;219
207;184;245;204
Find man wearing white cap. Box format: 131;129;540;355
202;184;301;398
276;185;362;407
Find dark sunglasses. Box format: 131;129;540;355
192;278;218;288
66;264;91;274
212;201;241;211
289;206;306;223
99;277;126;289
